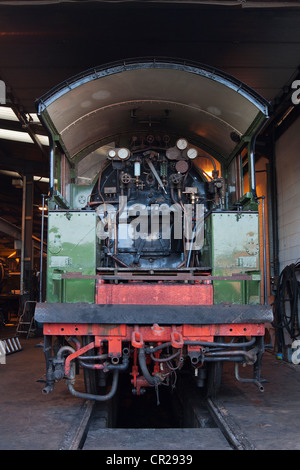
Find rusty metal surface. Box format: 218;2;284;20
43;323;266;339
95;282;213;306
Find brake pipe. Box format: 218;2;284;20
144;337;256;354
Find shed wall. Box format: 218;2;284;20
276;115;300;271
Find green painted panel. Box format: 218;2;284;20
211;212;259;276
245;271;261;305
47;211;96;303
206;212;260;305
213;280;245;304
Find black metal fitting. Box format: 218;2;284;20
42;358;55;394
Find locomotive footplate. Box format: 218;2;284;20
35;302;273;325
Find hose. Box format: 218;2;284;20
144;338;256;354
79;354;129;371
150;350;181;362
205;349;257;362
145;342;172;354
67;369;119;401
138;348;162;386
184;338;256;348
78;354;109;360
273;261;300;351
57;345;76;359
57;340;123;401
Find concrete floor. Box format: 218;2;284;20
1;326;300;450
0;329;85;450
218;352;300;450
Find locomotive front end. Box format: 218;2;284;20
35;59;272;400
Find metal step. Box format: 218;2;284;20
0;336;22;357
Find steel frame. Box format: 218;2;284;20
44;322;265;360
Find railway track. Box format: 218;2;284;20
59;376;255;451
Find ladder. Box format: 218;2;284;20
16;300;37;338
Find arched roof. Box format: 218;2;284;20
37;58;269;165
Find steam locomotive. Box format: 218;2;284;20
34;59;273;400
